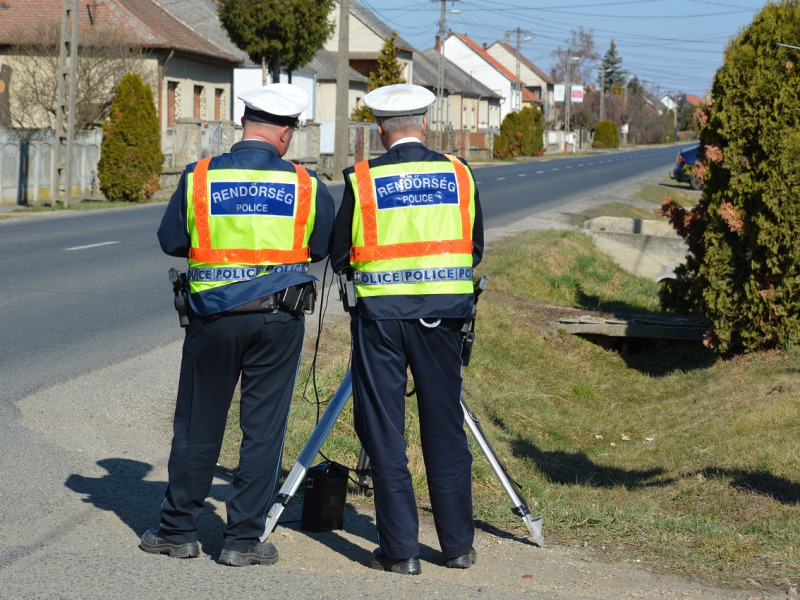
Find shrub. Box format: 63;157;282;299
98;72;163;202
493;106;543;159
592;120;619;148
660;0;800;354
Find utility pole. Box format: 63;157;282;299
332;0;350;180
672;92;679;143
600;67;604;123
434;0;457;152
564;51;579;152
564;51;571;149
53;0;79;209
622;70;629;145
507;27;531;113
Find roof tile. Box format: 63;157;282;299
0;0;241;64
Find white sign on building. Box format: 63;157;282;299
554;84;584;103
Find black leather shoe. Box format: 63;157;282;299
140;529;200;558
446;547;477;569
369;548;421;575
218;542;279;567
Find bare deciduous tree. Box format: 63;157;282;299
2;23;154;130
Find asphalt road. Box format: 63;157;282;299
0;144;679;410
2;145;723;600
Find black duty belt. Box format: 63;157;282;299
228;282;316;316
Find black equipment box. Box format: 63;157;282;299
301;462;348;532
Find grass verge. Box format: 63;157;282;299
634;182;699;208
221;229;799;591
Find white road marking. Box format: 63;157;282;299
66;241;120;251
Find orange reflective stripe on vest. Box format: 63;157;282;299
444;154;473;242
192;157;213;251
350;157;473;262
189;159;312;264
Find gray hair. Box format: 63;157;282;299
378;114;424;134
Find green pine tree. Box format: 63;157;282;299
600;40;625;93
661;0;800;354
97;73;163;202
352;32;406;123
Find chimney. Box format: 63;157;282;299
435;35;440;51
482;43;487;51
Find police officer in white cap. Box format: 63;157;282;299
331;84;484;574
142;83;334;566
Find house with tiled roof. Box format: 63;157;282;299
682;93;702;107
0;0;243;133
159;0;324;125
325;0;416;87
415;48;502;131
441;32;530;123
486;40;554;122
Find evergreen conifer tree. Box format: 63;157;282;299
661;0;800;353
352;32;406;122
97;73;163;202
493;106;543;158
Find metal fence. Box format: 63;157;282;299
1;121;506;206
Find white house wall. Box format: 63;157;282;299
232;68;316;123
486;44;554;121
315;80;367;122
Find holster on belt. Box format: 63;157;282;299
231;282;316;316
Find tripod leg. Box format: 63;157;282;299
355;446;372;496
260;369;353;542
461;398;544;547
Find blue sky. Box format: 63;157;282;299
358;0;770;96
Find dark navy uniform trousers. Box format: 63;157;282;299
351;313;474;560
158;309;303;551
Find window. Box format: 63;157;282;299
167;81;178;127
193;86;203;119
214;88;223;120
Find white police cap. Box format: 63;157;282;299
238;83;309;126
363;84;435;118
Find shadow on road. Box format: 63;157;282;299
65;457;229;556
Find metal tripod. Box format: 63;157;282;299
260;368;544;546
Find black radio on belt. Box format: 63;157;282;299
235;282;316;316
278;281;316;315
460;275;488;366
337;269;357;312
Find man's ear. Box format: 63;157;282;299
421;115;427;134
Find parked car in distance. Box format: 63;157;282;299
669;144;703;191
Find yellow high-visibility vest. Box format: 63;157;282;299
186;157;316;294
349;155;475;298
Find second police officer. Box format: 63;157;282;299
331;83;485;575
